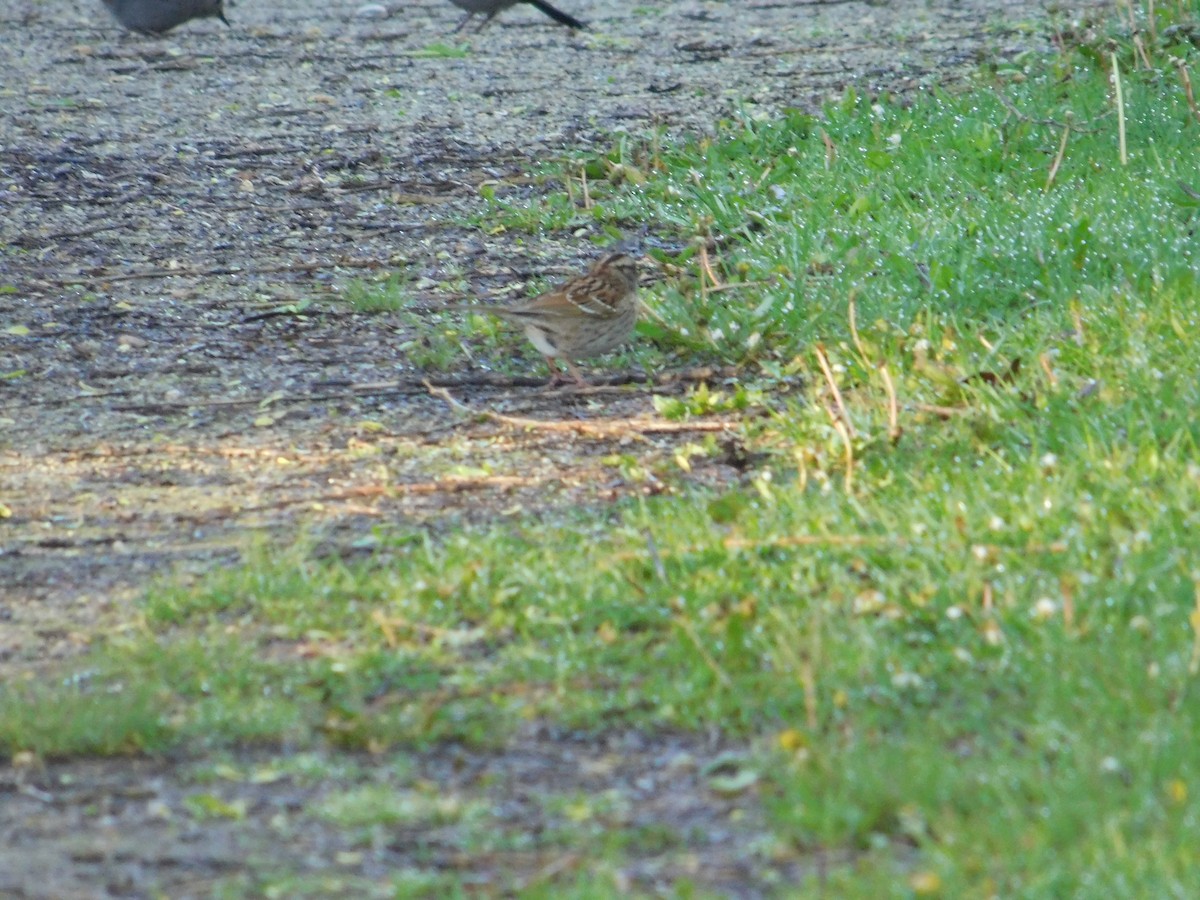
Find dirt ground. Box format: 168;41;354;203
1;0;1080;895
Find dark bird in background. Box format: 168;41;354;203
101;0;229;34
447;0;585;32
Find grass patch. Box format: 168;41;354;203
0;676;170;757
338;272;420;314
6;1;1200;893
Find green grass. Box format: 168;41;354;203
5;2;1200;894
339;272;421;314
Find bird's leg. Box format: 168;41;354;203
541;356;567;388
453;11;473;31
563;359;589;388
539;357;588;389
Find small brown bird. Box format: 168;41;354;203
101;0;228;34
451;252;640;387
447;0;585;32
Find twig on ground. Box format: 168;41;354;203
424;379;738;438
814;343;854;439
1045;120;1071;191
673;611;734;689
879;364;901;444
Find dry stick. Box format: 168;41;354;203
481;412;739;438
752;163;775;192
1045;121;1072;192
1071;304;1087;344
1060;577;1076;634
820;128;837;169
846;292;869;369
673;613;734;689
1112;51;1128;166
424;380;737;438
698;243;723;289
879;363;901;444
1175;60;1200;125
425;380;478;416
523;854;582;892
813;343;854;439
645;529;668;582
1039;352;1060;387
847;293;900;444
580;167;592;210
1190;581;1200;676
795;446;809;492
802;658;819;732
830;412;854;493
1132;33;1153;71
371;610;475;647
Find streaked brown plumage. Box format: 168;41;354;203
451;252;640;387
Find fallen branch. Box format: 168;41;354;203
425;380;737;437
814;343;855;439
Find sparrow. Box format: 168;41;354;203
101;0;229;34
450;252;640;387
447;0;585;32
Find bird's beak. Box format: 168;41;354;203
219;7;230;25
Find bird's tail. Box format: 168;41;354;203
526;0;585;29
